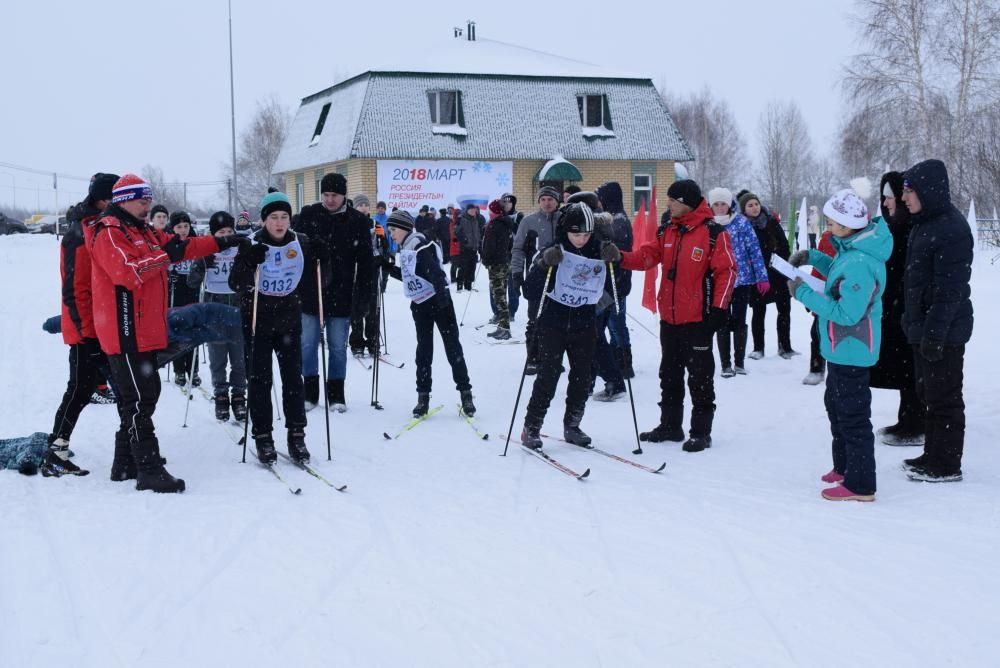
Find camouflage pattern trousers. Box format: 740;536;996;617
487;263;511;329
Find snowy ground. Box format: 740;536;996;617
1;234;998;667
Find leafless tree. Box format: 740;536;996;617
224;95;291;213
141;165;187;214
660;87;751;190
756;100;815;212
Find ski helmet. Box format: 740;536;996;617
561;203;595;234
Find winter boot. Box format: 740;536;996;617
40;438;89;477
721;367;736;379
214;393;231;422
90;385;116;404
253;433;277;465
878;423;924;446
174;372;187;387
901;454;929;473
614;347;635;380
133;439;185;493
905;461;962;483
682;435;712;453
521;423;543;450
327;379;347;413
304;375;320;411
110;435;137;482
821;469;845;484
778;347;800;360
802;371;824;385
413;392;430;418
747;350;764;360
460;390;476;416
734;366;748;375
563;410;591;447
733;325;749;370
821;485;875;502
639;404;685;442
351;345;366;357
231;392;247;422
287;429;310;463
191;372;202;387
593;382;626;402
487;326;512;340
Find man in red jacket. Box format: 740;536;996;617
87;174;246;492
42;173;119;477
618;180;737;452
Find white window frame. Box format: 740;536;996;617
577;94;604;128
633;173;652;213
296;182;305;209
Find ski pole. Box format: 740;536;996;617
272;360;283;422
459;260;479;326
317;262;332;461
609;263;643;455
371;265;383;410
502;266;552;457
166;281;175;382
241;267;261;463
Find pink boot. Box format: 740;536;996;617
821;469;844;484
821;485;875;502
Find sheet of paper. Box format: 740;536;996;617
770;255;826;293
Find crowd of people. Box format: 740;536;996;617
34;159;974;500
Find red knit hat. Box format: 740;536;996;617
488;199;504;215
111;174;154;203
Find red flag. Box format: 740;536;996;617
642;187;659;314
631;198;647;246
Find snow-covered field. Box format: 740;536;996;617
1;234;998;667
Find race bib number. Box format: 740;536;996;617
400;249;436;304
258;239;304;297
172;259;193;276
204;247;237;294
549;254;605;308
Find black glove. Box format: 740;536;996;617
245;243;268;266
600;242;622;263
216;235;251;251
511;272;524;296
379;253;396;268
163;235;189;263
920;338;944;362
542;245;563;267
788;250;810;268
787;276;805;295
705;307;729;333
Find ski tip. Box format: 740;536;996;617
578;468;591;480
335;485;348;492
481;434;489;440
291;487;302;495
654;463;666;474
383;432;392;440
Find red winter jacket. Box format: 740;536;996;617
621;200;737;325
86;205;221;355
59;201;103;345
811;230;836;280
449;212;460;257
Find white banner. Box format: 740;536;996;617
377;160;514;214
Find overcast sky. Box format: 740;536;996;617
2;0;857;212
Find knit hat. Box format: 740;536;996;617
419;205;430;214
237;210;251;224
169;211;192;230
89;172;120;202
260;191;293;220
150;204;169;219
320;173;347;195
111;174;154;203
538;186;561;202
667;179;702;209
561;203;595;234
823;189;870;229
353;193;371;208
209;211;235;234
566;191;600;212
501;192;517;208
707;187;733;207
488;199;504;215
386;209;414;232
564;185;582;196
738;191;761;214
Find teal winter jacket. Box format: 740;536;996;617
793;217;893;367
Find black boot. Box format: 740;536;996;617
734;325;748;371
460;390;476;416
174;372;187;387
615;347;635;379
214;393;230;422
563;409;591;447
134;438;185;493
110;434;136;481
413;392;430;418
682;435;713;453
717;329;732;370
40;438;89;477
327;379;346;412
191;372;202;387
521;423;543;450
304;375;320;410
639;404;684;442
253;433;277;465
231;392;247;422
287;429;310;463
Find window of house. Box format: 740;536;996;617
314;169;324;200
633;173;652;213
427;90;467;135
577;94;615;137
294;173;305;209
309;103;332;147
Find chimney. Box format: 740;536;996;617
467;20;476;41
453;26;463;38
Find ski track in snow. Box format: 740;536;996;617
1;234;999;666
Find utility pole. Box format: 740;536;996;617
183;182;188;210
228;0;239;213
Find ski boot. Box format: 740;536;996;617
231;392;247;422
287;429;310;463
413;392;430;418
520;424;543;450
40;438;89;477
134;439;184;493
253;433;278;465
639;424;685;443
592;382;626;402
304;375;320;411
682;435;712;452
214;393;231;421
460;390;476;416
487;326;511;340
327;379;347;413
174;372;187;387
191;372;202;387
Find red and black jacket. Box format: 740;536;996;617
621;200;737;325
59;201;103;345
85;204;221;355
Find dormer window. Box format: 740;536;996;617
428;90;467;136
577;94;615;138
309;102;331;147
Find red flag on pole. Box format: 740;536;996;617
642;187;659;314
631;198;646;247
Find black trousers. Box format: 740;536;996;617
717;285;751;368
809;314;825;374
913;344;966;472
107;350;163;470
50;340;109;442
526;325;596;427
897;383;926;432
458;248;478;290
751;292;791;353
350;273;381;352
525;297;541;363
412;296;471;394
660;322;716;438
244;325;307;437
172;348;198;378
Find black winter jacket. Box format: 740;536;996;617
749;210;790;305
293;203;372;318
480;215;515;266
901;159;974;345
524;234;603;332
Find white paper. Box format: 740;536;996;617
770;255;826;293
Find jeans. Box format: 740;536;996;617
301;314;350;380
824;363;876;495
208;321;246;397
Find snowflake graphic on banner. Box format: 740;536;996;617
482;163;493;173
496;172;510;187
472;162;483;173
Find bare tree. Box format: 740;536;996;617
756;100;815;212
660;87;750;189
141;165;186;214
226;95;291;212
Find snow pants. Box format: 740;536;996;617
824;362;876;495
245;323;306;437
660;322;715;438
50;339;110;443
411;295;471;394
526;325;596;428
107;350;164;473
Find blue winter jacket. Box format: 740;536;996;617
722;213;769;287
793;217;893;367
